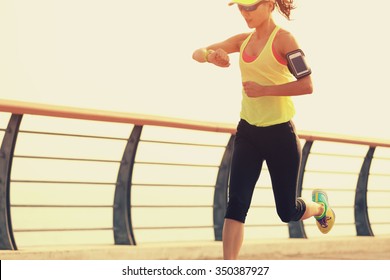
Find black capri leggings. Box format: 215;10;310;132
225;119;306;224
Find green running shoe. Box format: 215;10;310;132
312;189;335;234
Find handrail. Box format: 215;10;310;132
1;98;390;249
0;99;235;134
1;99;390;148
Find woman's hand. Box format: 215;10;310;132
242;81;267;98
207;49;230;68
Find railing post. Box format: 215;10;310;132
113;125;143;245
213;135;235;241
355;146;375;236
288;140;313;238
0;114;23;250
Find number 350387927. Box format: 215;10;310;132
215;266;269;276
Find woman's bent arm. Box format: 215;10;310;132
192;33;249;67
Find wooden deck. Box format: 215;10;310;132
1;236;389;260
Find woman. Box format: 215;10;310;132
193;0;335;260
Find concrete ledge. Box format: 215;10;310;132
1;236;390;260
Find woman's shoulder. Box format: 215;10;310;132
274;27;300;55
275;28;296;44
231;32;252;44
224;32;253;51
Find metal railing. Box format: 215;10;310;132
1;99;390;250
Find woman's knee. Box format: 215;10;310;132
225;198;249;224
277;198;306;223
277;211;293;223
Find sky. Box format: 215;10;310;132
1;0;390;139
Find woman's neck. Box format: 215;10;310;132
254;18;276;39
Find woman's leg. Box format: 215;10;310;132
266;121;325;222
223;120;263;259
266;121;307;222
222;218;244;260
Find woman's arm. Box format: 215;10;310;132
243;75;313;97
192;33;249;67
243;30;313;97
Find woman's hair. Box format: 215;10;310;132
274;0;295;20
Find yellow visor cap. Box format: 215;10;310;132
228;0;263;6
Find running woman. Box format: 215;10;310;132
192;0;335;260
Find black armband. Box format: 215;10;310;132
286;49;311;79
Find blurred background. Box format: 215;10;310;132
1;0;390;139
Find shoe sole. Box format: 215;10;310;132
316;208;335;234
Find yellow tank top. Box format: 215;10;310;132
239;26;295;127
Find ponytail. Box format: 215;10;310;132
274;0;295;20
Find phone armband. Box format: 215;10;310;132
286;49;311;79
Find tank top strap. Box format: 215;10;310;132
265;26;280;51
